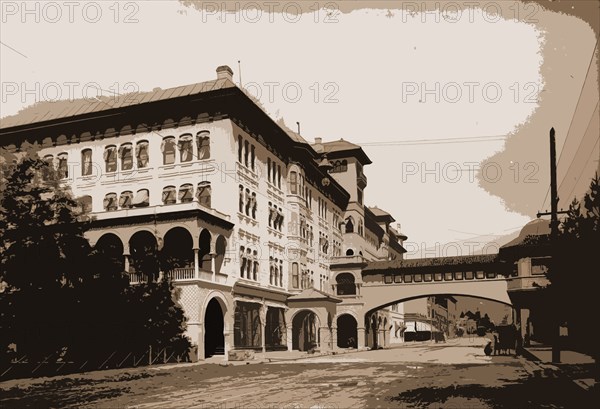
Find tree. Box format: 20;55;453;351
0;154;91;362
546;173;600;357
0;151;190;371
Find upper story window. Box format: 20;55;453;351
267;158;271;181
103;192;118;211
42;155;53;181
132;189;150;207
179;134;193;163
162;186;176;205
250;145;255;171
161;137;176;165
244;140;249;167
119;143;133;171
345;216;355;233
75;195;93;215
179;183;194;203
277;165;281;188
357;188;363;205
197;181;211;207
119;191;133;209
81;149;92;176
358;220;364;236
196;131;210;160
57;153;68;179
289;171;298;194
331;160;348;173
292;262;299;289
104;145;117;173
136;140;149;168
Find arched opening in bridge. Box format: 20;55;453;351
204;298;225;357
292;310;319;351
337;314;357;348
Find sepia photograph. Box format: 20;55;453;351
0;1;599;408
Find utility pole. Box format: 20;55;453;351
537;127;568;363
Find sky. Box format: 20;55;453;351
1;1;597;255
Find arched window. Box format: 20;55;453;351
81;149;92;176
104;145;117;173
132;189;149;207
346;248;354;256
103;192;118;211
119;191;133;209
345;216;354;233
162;186;176;205
161;137;176;165
179;183;194;203
76;195;93;214
358;220;364;236
178;134;193;163
136;140;149;168
336;273;356;295
292;262;299;288
237;135;243;163
340;160;348;172
197;181;211;207
250;145;255;170
196;131;210;159
56;152;68;179
244;140;249;167
289;171;298;194
238;185;244;213
119;143;133;171
42;155;53;180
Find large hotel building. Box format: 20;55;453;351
0;66;408;359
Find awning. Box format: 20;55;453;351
132;189;149;207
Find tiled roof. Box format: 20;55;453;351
368;206;396;222
364;254;499;272
0;78;237;129
287;288;342;303
313;139;361;153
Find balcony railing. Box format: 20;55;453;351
168;268;195;281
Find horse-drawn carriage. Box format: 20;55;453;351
494;325;518;355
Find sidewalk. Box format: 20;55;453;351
521;344;597;391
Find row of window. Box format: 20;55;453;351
330;160;348;173
269;257;284;287
162;182;211;207
102;182;211;211
238;185;258;219
317;197;328;219
240;246;259;281
266;157;282;188
268;202;284;231
383;270;496;284
291;262;315;289
44;132;211;179
288;171;313;210
237;135;256;171
103;189;149;211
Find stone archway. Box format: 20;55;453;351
292;310;320;351
337;314;358;348
204;298;225;357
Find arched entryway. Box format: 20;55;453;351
204;298;225;357
129;230;159;281
337;314;358;348
292;310;319;351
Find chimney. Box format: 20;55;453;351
216;65;234;82
313;137;323;152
